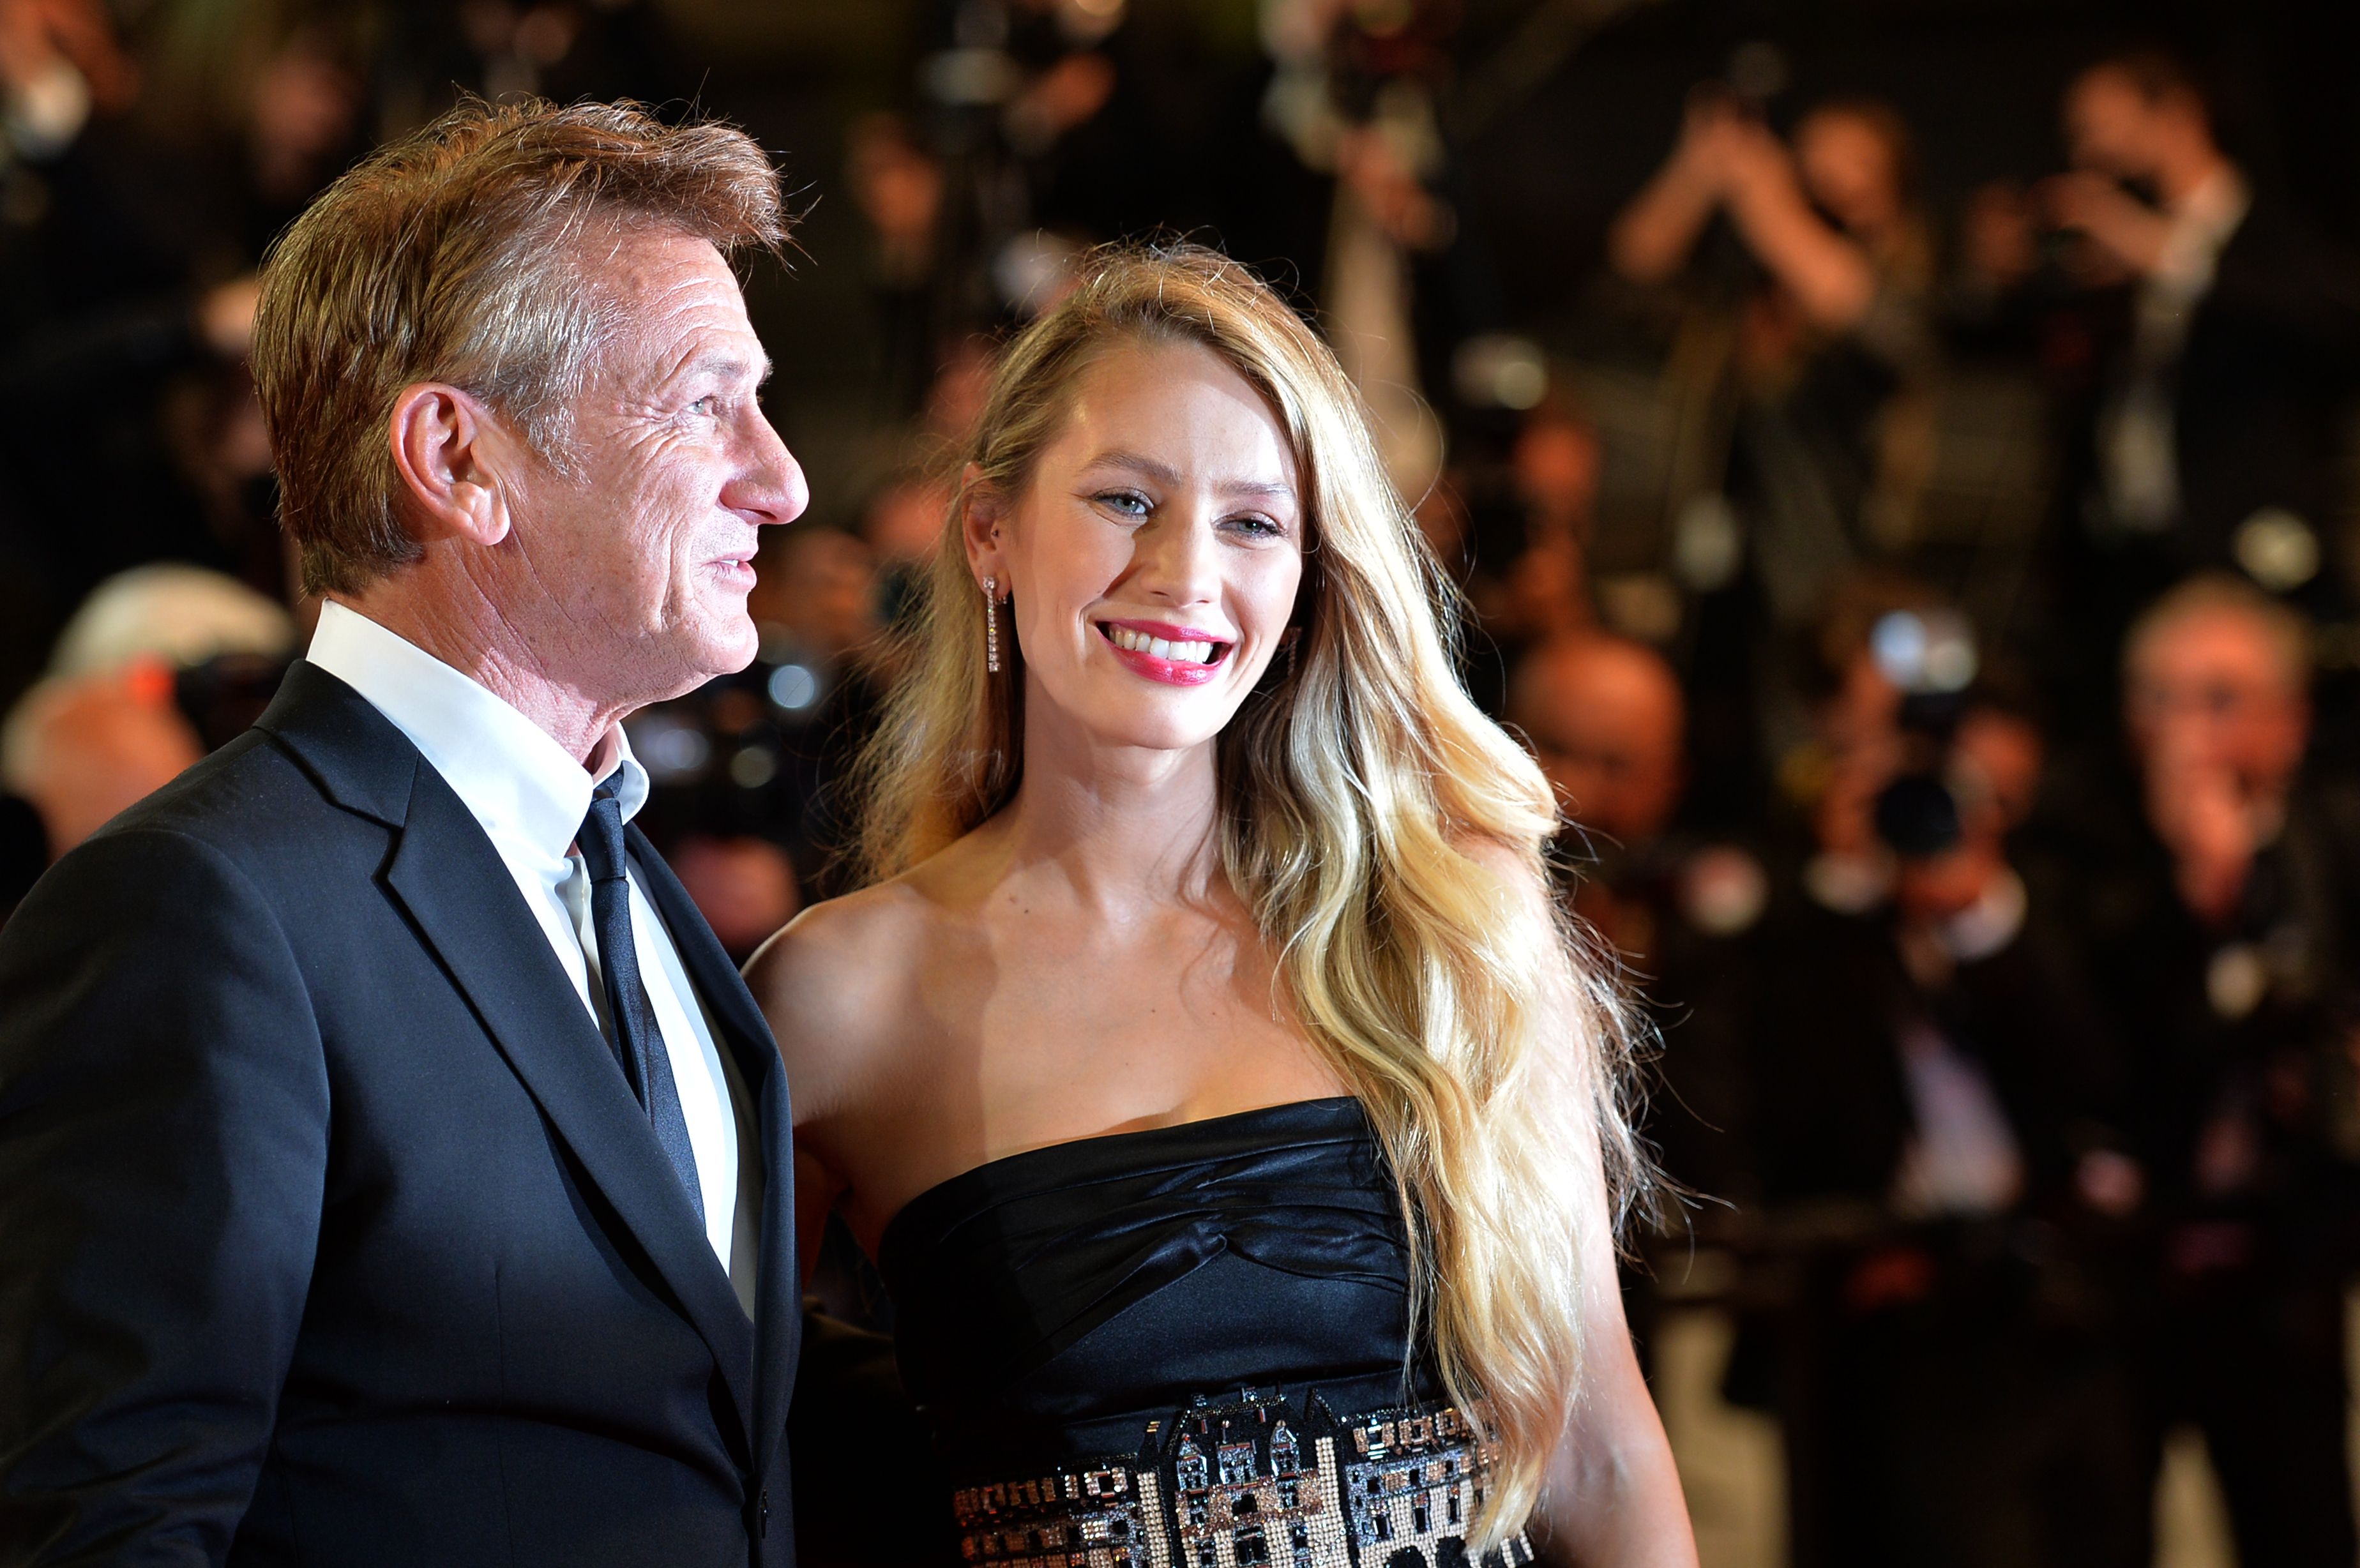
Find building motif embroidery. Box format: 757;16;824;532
951;1387;1536;1568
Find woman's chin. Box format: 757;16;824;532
1052;697;1241;758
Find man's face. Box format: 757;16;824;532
504;228;806;708
1511;640;1686;845
2126;610;2310;797
2064;68;2164;183
1796;110;1900;234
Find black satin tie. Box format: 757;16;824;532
577;781;704;1225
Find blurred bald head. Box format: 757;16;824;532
1509;633;1687;843
2124;573;2311;799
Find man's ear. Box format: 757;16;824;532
388;383;520;548
960;462;1009;589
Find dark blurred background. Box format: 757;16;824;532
4;2;2359;1565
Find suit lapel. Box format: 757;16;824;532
260;665;757;1440
627;828;800;1480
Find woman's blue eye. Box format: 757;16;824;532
1100;490;1149;516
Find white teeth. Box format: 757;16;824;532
1105;626;1222;663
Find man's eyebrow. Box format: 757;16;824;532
672;351;771;386
1083;448;1297;501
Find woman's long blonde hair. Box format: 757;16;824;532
852;243;1649;1546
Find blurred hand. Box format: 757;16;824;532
197;275;261;360
0;0;132;110
1671;86;1750;193
1714;116;1800;209
9;659;202;857
1004;51;1115;157
1608;82;1748;285
2075;1149;2144;1217
1336;125;1448;251
2144;734;2262;926
2037;170;2168;278
1952;706;2044;829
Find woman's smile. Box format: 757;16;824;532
1095;617;1233;686
965;336;1304;751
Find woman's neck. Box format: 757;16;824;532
994;702;1229;916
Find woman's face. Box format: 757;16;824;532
971;337;1305;758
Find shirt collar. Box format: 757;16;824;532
306;599;649;862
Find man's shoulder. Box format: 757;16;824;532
92;659;427;856
95;724;392;864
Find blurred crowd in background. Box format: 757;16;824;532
3;1;2359;1565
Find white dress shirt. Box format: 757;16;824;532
1889;870;2031;1220
308;601;746;1276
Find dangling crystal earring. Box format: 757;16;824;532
1283;630;1297;681
983;577;1001;674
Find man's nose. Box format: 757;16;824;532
729;410;809;527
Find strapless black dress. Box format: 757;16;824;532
877;1097;1535;1568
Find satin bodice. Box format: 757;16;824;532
876;1097;1431;1475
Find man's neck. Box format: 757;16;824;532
329;586;627;767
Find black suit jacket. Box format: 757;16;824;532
0;662;800;1567
2174;197;2360;583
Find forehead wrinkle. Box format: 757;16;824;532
669;349;771;386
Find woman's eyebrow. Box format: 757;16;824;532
1084;448;1297;502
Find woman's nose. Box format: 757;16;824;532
1132;508;1219;605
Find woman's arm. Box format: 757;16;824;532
1458;838;1698;1566
746;897;899;1277
1532;1132;1698;1567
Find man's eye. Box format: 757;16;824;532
690;395;719;417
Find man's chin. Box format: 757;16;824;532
693;615;764;678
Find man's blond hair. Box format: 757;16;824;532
253;98;787;596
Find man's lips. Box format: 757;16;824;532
1095;619;1232;687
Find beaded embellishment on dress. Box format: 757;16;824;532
951;1386;1537;1568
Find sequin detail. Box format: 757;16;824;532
951;1387;1536;1568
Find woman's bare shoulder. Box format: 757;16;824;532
745;879;939;1116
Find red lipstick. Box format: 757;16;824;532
1095;619;1232;688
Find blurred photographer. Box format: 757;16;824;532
2087;572;2360;1566
0;564;291;915
1750;596;2143;1567
1510;631;1766;1203
2038;47;2359;607
1612;89;1938;631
